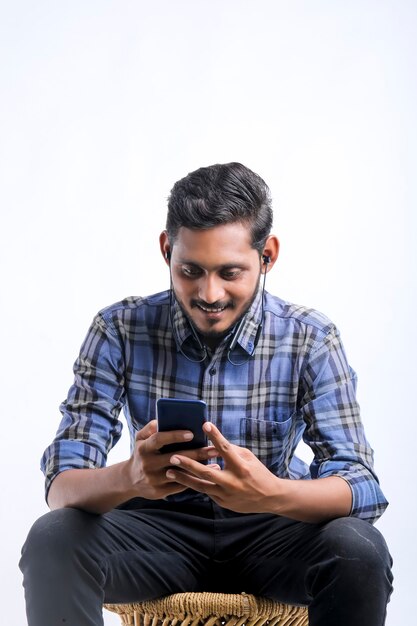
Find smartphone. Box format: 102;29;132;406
156;397;208;454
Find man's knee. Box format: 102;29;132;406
20;507;97;570
314;516;393;596
322;517;391;568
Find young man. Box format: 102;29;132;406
20;163;393;626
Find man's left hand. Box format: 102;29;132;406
165;421;280;513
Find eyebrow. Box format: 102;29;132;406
179;260;250;271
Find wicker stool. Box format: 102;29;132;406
105;592;308;626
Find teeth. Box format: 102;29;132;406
198;305;225;313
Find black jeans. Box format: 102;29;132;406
19;497;393;626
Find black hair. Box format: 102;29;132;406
166;162;273;253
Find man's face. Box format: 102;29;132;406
166;223;263;343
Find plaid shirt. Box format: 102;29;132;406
41;289;388;523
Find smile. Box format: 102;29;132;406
196;304;226;313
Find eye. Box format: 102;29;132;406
181;265;202;278
220;269;242;280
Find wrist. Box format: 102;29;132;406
261;475;289;515
261;475;353;523
118;458;140;500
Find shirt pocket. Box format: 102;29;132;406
240;415;293;473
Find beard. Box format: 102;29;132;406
172;278;261;346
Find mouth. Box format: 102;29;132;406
196;304;227;313
191;301;233;322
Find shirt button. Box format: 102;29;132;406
209;367;217;376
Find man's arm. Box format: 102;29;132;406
43;311;216;514
298;324;388;523
48;464;137;514
167;322;388;524
164;422;352;523
47;421;217;514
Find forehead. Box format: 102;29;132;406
173;223;256;265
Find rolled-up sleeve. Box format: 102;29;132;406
300;324;388;524
41;312;126;499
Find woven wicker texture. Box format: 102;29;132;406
105;592;308;626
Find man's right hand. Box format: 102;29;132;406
47;419;217;513
127;419;217;499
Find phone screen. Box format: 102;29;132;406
156;398;208;454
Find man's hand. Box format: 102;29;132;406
126;420;218;500
164;422;353;522
48;421;351;520
164;421;280;513
47;420;218;514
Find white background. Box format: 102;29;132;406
1;2;415;624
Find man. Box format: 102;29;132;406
20;162;393;626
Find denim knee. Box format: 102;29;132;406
311;516;393;599
302;517;393;624
20;507;97;571
321;517;391;569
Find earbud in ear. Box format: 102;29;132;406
165;251;171;261
262;255;271;265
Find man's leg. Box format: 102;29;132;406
19;499;215;626
211;510;393;626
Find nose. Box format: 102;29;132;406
198;274;226;304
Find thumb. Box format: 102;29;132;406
135;419;157;441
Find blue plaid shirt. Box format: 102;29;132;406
41;289;388;523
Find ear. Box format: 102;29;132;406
261;235;279;273
159;230;171;266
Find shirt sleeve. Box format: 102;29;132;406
300;324;388;524
41;312;126;500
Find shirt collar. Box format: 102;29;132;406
171;286;263;357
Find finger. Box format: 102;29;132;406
166;468;218;493
169;455;228;486
168;455;221;472
202;422;242;468
143;429;195;453
170;446;218;463
154;447;216;471
135;420;158;441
